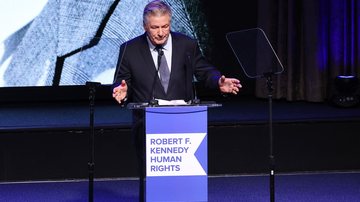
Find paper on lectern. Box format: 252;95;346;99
156;99;188;106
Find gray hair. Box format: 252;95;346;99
143;0;172;25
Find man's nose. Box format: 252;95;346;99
158;28;164;35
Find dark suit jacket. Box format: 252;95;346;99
113;31;221;103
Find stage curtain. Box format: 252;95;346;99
257;0;360;102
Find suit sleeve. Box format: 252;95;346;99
112;42;132;98
191;41;221;91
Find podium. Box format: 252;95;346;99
128;102;221;202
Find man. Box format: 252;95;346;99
112;0;241;201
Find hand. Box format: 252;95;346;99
112;80;128;104
218;75;242;95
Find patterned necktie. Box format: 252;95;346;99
155;46;170;93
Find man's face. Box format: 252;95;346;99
144;14;171;46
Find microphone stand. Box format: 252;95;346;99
191;80;200;105
185;53;200;105
149;47;163;106
264;73;275;202
86;81;101;202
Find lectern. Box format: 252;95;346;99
128;102;220;202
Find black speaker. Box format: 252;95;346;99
330;75;359;107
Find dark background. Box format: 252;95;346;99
200;1;258;96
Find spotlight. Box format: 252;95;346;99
330;75;359;107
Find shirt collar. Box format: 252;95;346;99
147;33;172;51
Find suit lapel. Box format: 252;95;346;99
139;33;157;72
139;33;166;95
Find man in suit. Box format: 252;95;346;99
112;0;241;201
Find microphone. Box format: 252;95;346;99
192;79;200;104
112;42;129;107
149;46;164;106
186;52;200;105
113;42;127;84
